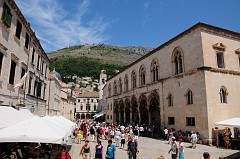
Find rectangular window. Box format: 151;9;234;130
0;52;4;76
168;117;175;125
91;99;93;103
34;80;37;96
110;115;112;120
28;77;32;94
107;115;109;119
41;61;44;73
25;33;30;49
37;82;42;97
78;99;80;102
9;60;16;85
15;20;22;39
1;2;12;28
31;48;35;64
45;65;48;77
43;86;46;99
217;52;225;68
80;106;83;110
186;117;195;126
37;55;40;69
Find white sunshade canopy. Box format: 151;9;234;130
0;116;66;144
215;118;240;128
0;106;34;129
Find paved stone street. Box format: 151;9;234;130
68;137;240;159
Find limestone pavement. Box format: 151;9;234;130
68;137;239;159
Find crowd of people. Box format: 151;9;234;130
66;120;207;159
70;121;139;159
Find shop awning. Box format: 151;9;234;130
215;118;240;128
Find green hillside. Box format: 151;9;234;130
48;44;152;82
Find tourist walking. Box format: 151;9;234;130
105;139;116;159
191;131;197;149
77;129;83;144
80;140;91;159
178;138;185;159
115;129;121;147
168;136;178;159
90;126;95;142
120;131;126;149
203;152;210;159
95;140;104;159
168;129;173;144
55;145;71;159
127;136;139;159
164;127;169;141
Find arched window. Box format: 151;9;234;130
172;48;184;75
139;65;146;86
124;74;128;92
168;93;173;106
151;59;159;82
108;84;111;97
186;90;193;105
107;104;109;110
131;71;137;89
113;80;117;95
220;86;228;103
119;78;122;94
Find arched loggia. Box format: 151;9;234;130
139;94;148;125
125;98;131;124
114;101;119;123
131;96;139;124
119;100;125;124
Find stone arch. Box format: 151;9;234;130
125;98;131;124
131;95;139;124
172;47;184;75
148;90;160;125
114;100;119;123
86;114;90;119
119;99;125;124
139;94;148;125
150;58;159;82
81;113;85;119
139;64;146;86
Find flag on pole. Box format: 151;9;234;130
14;73;28;89
47;74;55;79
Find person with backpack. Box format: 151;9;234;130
95;140;104;159
127;136;139;159
55;145;71;159
105;140;116;159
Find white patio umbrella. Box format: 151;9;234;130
215;118;240;128
0;116;66;144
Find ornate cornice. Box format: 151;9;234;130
212;43;226;51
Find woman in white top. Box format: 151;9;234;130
178;138;185;159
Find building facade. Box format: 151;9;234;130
0;0;50;116
75;92;99;120
60;82;75;120
103;23;240;141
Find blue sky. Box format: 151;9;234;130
15;0;240;53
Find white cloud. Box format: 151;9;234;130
143;1;150;11
15;0;110;52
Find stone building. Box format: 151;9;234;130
103;23;240;141
0;0;50;116
75;92;99;120
60;82;75;120
47;69;61;116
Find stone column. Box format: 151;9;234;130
138;111;141;124
124;111;126;123
118;112;121;123
148;110;151;126
130;112;133;124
